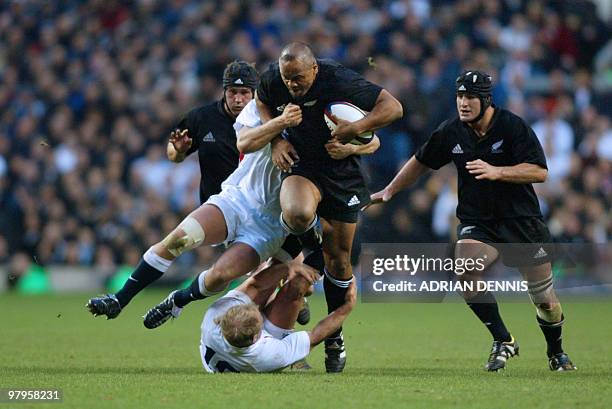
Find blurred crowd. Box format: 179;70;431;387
0;0;610;282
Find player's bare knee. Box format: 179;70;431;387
534;301;562;322
527;273;563;322
536;302;556;311
282;205;314;232
458;273;480;300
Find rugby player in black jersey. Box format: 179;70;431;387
168;60;258;204
369;70;576;372
256;42;403;372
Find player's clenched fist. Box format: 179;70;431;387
280;103;302;128
169;129;192;153
271;137;299;173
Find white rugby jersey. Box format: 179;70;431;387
222;100;282;214
199;290;311;373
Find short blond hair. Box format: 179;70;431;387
215;304;262;348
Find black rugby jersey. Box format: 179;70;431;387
257;59;382;170
176;100;239;203
415;107;547;220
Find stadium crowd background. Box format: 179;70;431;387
1;0;610;288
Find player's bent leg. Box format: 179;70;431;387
280;175;321;233
455;239;518;371
143;243;261;329
204;242;261;292
261;274;314;371
279;176;323;252
454;239;499;299
321;219;356;373
519;262;576;371
87;205;229;319
521;262;562;322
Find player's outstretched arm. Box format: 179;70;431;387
308;281;357;348
237;102;302;153
366;155;429;208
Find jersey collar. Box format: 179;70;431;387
464;105;500;142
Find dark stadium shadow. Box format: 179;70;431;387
3;366;201;376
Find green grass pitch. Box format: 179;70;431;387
2;291;611;409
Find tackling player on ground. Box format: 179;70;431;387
199;258;356;373
257;42;403;372
369;70;576;372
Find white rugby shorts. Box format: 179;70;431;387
206;186;289;262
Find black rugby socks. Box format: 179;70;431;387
173;275;207;308
115;249;170;308
537;315;565;356
466;291;512;342
323;268;353;339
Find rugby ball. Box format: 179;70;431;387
324;101;374;145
